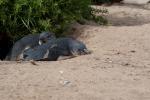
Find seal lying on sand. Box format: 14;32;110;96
8;32;53;61
8;34;40;61
23;32;91;61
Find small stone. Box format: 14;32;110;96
109;60;113;63
63;80;71;86
130;50;136;53
115;51;121;55
59;80;71;86
59;71;64;74
122;63;130;66
30;60;38;65
94;57;100;60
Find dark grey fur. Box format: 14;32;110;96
8;32;54;61
9;34;40;61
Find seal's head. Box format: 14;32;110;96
39;31;56;45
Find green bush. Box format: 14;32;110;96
0;0;106;41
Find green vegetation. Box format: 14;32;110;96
0;0;107;41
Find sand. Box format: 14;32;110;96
1;4;150;100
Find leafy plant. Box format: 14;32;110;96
0;0;107;41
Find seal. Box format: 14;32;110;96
9;32;54;61
23;32;91;61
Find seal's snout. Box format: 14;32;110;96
83;49;92;54
79;49;92;55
